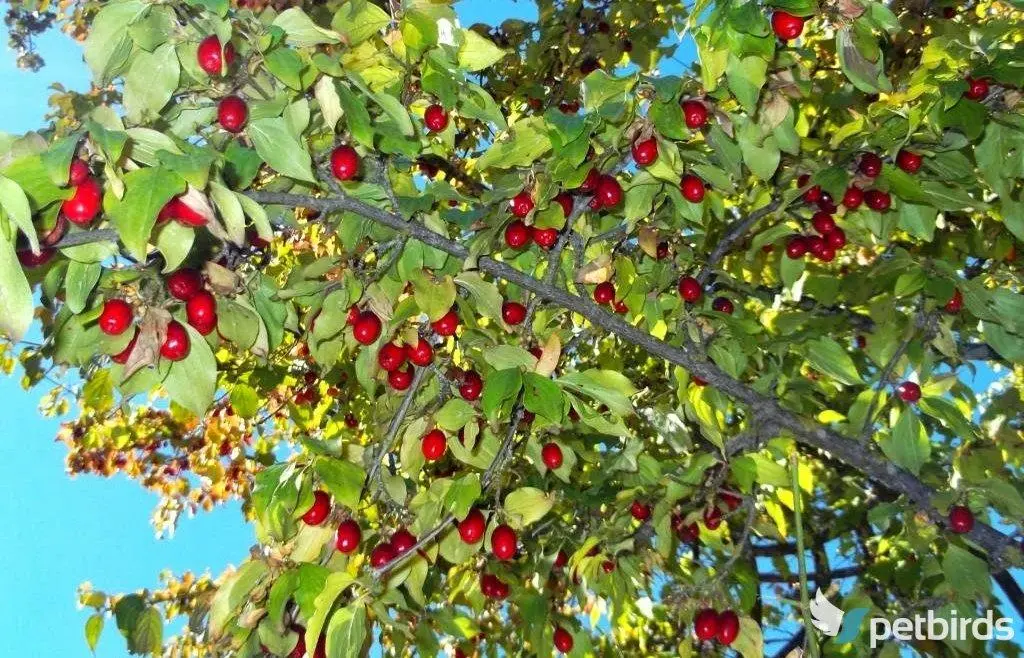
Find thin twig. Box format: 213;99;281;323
363;365;428;498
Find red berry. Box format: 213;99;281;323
112;328;138;364
353;311;382;345
532;226;559;250
824;228;847;249
406;337;433;367
335;519;361;553
717;610;740;645
541;442;563;469
864;189;891;211
502;301;527;325
422;429;447;461
807;235;826;258
510;191;535;218
856;335;867;349
504;220;532;249
167;269;204;301
330;145;360;181
678;276;702;303
786;236;809;259
480;572;508;599
391;528;417;555
554;192;574;218
703;505;723;530
68;159;90;186
817;245;837;262
614;300;627;315
158;196;207;227
458;509;486;544
578;168;600;194
99;299;133;336
949;505;975;534
593;281;615;305
896;380;921;403
301;491;331;525
630;500;651;521
346;305;360;326
595;175;623;208
719;491;742;511
160;320;191;361
370;542;396;568
632;137;658;166
712;297;734;315
460;370;483;401
197;35;235;76
17;248;55;268
817;192;837;214
553;627;574;653
656;241;669;260
424;104;449;132
431;309;460;336
490;524;517;560
218;95;248;133
62;177;103;226
896;149;923;174
388;365;413;391
964;77;989;101
842;186;864;209
681;100;709;129
944;289;963;314
771;10;806;40
602;559;615;572
554;549;569;568
812;212;836;234
185;290;217;335
378;342;407;371
680;174;705;203
859;152;883;177
694;608;719;641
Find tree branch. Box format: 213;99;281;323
363;365;428;498
696;198;781;284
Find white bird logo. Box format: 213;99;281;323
810;588;844;637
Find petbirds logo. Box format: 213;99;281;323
810;589;869;644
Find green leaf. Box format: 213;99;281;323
444;473;481;519
454;272;504;321
0;236;35;341
481;368;523;419
482;345;536;371
880;408;930;475
737;119;780;181
942;544;990;600
108;167;186;260
248;118;316;183
65;261;101;315
732;617;764;658
123;43;180;122
209;561;270;637
314;458;365;511
837;27;890;93
411;270;456;321
503;487;556;528
557;370;636;416
85;613;104;653
336;83;375;148
229;384;260;419
477;118;553;170
0;175;36;252
273;7;343;47
331;0;390;45
304;572;355;653
209;181;245;245
803;336;863;385
898;203;937;241
324;603;368;658
726;54;767;114
163;323;217;417
523;372;564;423
153;221;195;273
458;30;507;71
83;0;144;83
436;398;477;431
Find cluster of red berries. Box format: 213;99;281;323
693;608;740;645
591;281;628;314
671;491;742;542
62;158;103;227
168;268;218;336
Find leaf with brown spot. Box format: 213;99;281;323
534;333;561;377
575;254;613;284
122;308;171;380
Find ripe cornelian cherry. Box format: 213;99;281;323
825;228;846;249
859;152;883;177
578;168;600;194
897;380;921;403
99;299;133;336
864;189;891;211
656;241;670;259
166;269;203;301
432;308;459;336
703;505;723;529
712;297;734;315
388;365;413;390
594;281;615;305
491;524;517;560
158;196;208;227
771;10;805;40
678;276;702;303
460;370;483;400
369;542;396;568
719;491;742;510
812;212;836;234
18;249;56;269
502;301;527;325
197;35;235;76
335;519;361;553
717;610;740;645
480;572;509;599
218;95;248;133
424;104;449;132
818;245;836;262
964;77;989;101
553;627;574;653
681;100;708;129
680;174;705;203
541;442;563;469
510;191;535;217
160;321;191;361
186;291;217;335
896;149;923;174
112;328;138;364
301;491;331;525
62;177;103;226
407;338;433;367
694;608;719;641
807;235;827;258
352;311;382;345
378;342;407;371
504;220;531;248
346;305;361;326
595;175;623;208
533;226;559;250
842;186;864;209
458;508;486;544
949;505;975;534
944;289;963;314
68;159;90;186
631;500;651;521
391;528;417;555
422;429;447;461
786;236;809;259
330;145;360;181
632;137;658;166
554;192;574;218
